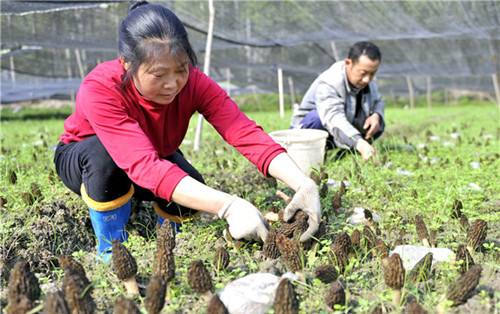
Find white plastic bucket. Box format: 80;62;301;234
269;129;329;175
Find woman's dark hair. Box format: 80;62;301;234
347;41;381;63
119;1;197;85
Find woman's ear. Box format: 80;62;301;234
119;57;130;71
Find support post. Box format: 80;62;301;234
288;76;296;109
426;76;432;108
193;0;215;151
330;41;340;62
406;76;414;109
278;67;284;118
9;56;15;83
226;68;231;96
492;73;500;108
74;49;85;79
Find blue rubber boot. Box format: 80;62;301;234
81;184;134;263
153;201;182;233
89;201;131;263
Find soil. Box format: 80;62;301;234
1;201;94;282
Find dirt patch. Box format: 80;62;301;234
1;200;94;282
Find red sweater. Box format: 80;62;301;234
61;59;285;201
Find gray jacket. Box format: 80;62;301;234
291;61;385;149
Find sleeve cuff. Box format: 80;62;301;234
155;166;189;202
260;145;287;177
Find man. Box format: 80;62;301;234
291;41;384;160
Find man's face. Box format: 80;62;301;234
345;55;380;90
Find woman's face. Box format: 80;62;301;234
128;49;190;105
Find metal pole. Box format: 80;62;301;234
193;0;215;151
278;67;284;118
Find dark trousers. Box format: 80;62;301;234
54;136;203;217
300;109;384;150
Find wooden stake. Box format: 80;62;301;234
406;76;414;109
492;73;500;108
288;76;296;109
426;76;432;108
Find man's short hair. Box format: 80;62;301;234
348;41;381;63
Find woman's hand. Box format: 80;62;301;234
268;153;322;242
283;177;321;242
218;196;269;242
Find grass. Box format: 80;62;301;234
0;99;499;313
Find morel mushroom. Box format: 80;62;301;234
187;260;213;298
375;239;389;259
408;253;433;283
314;265;338;284
451;199;463;219
350;229;361;248
263;229;281;259
466;219;487;252
58;256;89;285
6;295;33;314
62;270;96;314
382;253;405;306
273;278;299;314
43;290;70;314
157;220;176;252
207;294;229;314
406;299;427;314
278;210;309;239
153;239;175;283
455;244;474;274
459;215;470;231
330;233;352;272
113;296;140;314
414;215;431;247
144;275;167;314
7;261;40;304
213;246;230;271
9;169;17;184
112;240;139;296
325;281;345;310
276;234;303;272
363;225;377;250
438;265;482;313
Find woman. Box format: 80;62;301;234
54;1;320;262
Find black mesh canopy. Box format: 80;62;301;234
1;0;499;103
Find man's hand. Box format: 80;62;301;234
363;113;381;140
283;178;321;242
356;138;377;160
218;196;269;242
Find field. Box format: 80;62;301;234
0;99;499;313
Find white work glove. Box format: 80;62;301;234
218;196;269;242
283;178;321;242
356;138;377;161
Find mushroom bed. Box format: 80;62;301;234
0;102;498;313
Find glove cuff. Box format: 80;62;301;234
217;195;238;219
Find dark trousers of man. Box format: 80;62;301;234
54;136;202;218
299;109;384;150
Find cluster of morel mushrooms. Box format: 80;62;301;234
6;180;488;313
